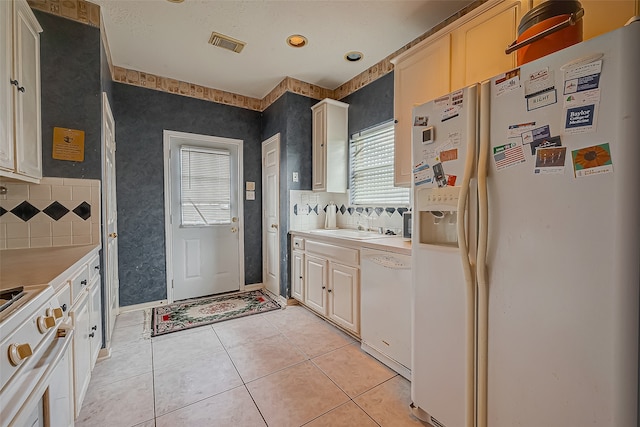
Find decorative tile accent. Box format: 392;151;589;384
397;207;409;216
0;178;101;250
43;201;70;221
339;205;346;215
374;207;384;216
0;207;6;217
73;201;92;220
347;207;355;215
10;201;40;222
385;208;396;216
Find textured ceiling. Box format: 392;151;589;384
95;0;474;99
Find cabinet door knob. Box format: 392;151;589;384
89;332;95;338
61;304;67;312
322;286;326;290
271;223;278;229
327;289;332;293
109;232;118;238
91;325;97;331
81;279;87;285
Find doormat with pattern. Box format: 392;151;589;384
151;289;281;337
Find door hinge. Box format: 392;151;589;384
171;280;174;289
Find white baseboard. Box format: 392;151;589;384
243;283;264;292
119;299;168;313
361;341;411;380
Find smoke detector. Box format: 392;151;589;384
208;32;246;53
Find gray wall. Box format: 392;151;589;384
262;92;316;297
341;71;394;136
35;11;101;180
113;83;262;306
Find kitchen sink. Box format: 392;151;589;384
307;229;390;240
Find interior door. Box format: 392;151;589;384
102;92;118;348
262;134;279;296
166;131;243;301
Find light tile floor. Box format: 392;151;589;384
76;303;427;427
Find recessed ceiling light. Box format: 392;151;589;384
344;51;363;62
287;34;308;48
166;0;185;3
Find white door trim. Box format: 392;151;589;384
262;133;280;297
101;92;118;350
163;130;244;303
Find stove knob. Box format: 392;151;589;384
46;307;64;319
37;316;56;333
8;343;33;366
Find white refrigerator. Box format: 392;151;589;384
410;21;639;427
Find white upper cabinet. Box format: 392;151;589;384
391;35;451;187
311;98;349;193
0;0;42;183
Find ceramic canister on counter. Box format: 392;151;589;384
325;201;337;229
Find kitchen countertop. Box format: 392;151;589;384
290;230;411;255
0;244;100;291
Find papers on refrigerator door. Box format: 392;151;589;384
493;142;526;171
494;68;521;97
563;89;600;134
534;147;567;175
524;68;557;111
571;143;613;178
563;59;602;94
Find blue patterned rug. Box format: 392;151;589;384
151;289;280;337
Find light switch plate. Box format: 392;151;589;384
292;172;299;182
246;190;255;200
246;181;255;191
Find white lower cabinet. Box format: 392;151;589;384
65;252;102;418
328;262;359;334
89;277;102;370
305;254;328;314
293;235;361;336
71;294;90;418
291;249;305;302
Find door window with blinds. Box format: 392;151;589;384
180;145;231;226
349;121;410;206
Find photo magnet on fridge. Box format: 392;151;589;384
534;146;567;175
530;135;562;156
432;162;447;187
571;143;613;178
414;116;429;126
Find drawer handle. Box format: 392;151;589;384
94;266;100;270
89;332;95;338
81;279;87;286
91;325;97;331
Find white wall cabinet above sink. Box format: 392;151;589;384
311;98;349;193
0;0;43;183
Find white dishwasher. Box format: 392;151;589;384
360;247;412;379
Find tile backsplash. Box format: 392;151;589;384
289;190;409;235
0;177;101;250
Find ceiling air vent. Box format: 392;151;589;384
208;32;246;53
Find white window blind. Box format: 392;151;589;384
349;121;410;206
180;145;231;226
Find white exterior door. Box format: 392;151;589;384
102;93;118;348
165;131;243;302
262;134;279;296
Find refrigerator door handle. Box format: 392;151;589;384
476;80;491;427
456;84;477;427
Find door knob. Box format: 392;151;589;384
109;232;118;238
271;224;278;229
231;227;238;233
232;217;238;223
